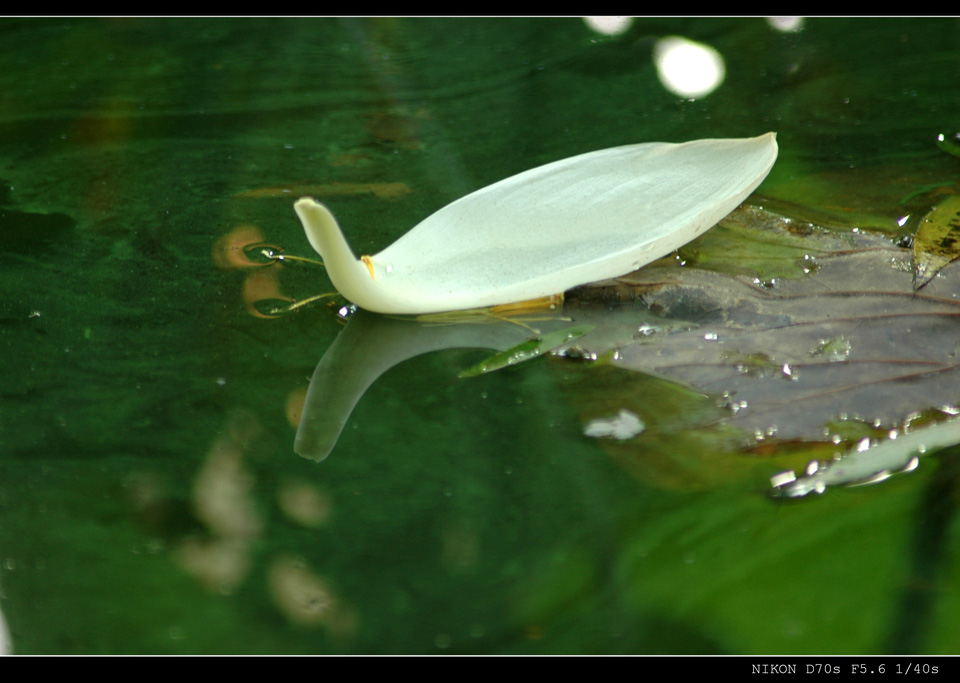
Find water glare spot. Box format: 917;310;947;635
653;36;725;99
770;470;797;488
337;304;358;322
582;16;633;36
583;409;645;440
637;323;660;337
767;16;805;32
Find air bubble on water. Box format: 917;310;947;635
801;254;820;274
725;399;748;414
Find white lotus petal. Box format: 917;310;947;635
295;133;778;315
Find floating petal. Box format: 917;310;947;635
295;134;778;314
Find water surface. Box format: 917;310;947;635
2;17;960;654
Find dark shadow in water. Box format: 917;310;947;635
0;180;75;253
883;445;960;653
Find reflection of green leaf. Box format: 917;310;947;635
511;546;597;626
936;132;960;160
458;324;594;377
898;181;954;205
752;173;909;234
913;195;960;289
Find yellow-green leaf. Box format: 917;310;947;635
459;325;594;377
913;195;960;289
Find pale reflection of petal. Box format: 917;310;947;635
583;409;645;440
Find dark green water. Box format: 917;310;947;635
2;17;960;654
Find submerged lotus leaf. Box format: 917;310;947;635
554;219;960;477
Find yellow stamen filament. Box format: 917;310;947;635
361;255;376;280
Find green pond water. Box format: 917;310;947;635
2;17;960;654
